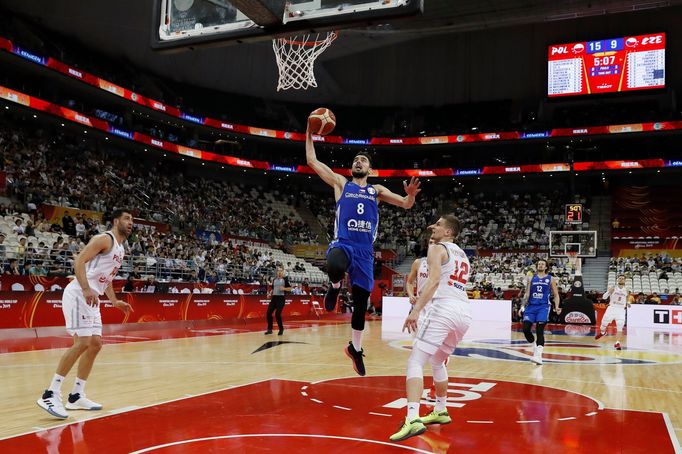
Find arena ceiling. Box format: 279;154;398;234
1;0;681;106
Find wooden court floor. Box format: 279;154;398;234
1;318;681;452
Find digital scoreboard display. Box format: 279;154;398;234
548;33;665;97
565;204;584;225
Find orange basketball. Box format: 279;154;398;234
308;107;336;135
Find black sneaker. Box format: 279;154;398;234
278;329;284;336
264;330;273;335
324;286;341;311
345;341;366;376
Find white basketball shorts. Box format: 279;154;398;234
601;305;626;331
414;298;472;355
62;282;103;337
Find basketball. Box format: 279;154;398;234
308;108;336;135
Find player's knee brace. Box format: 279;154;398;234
406;346;431;380
429;349;449;382
536;322;546;346
326;248;349;283
522;321;535;343
351;285;370;331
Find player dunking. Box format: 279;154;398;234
390;215;471;442
521;258;561;365
37;209;133;419
306;119;421;376
595;274;630;350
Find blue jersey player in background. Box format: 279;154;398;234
306;114;421;376
521;258;561;365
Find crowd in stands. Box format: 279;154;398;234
0;125;325;282
468;253;574;293
0;126;317;243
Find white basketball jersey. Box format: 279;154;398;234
416;258;428;297
85;232;125;295
432;241;470;302
609;285;629;307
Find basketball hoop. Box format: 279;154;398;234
272;31;337;91
567;251;582;276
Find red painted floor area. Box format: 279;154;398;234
0;316;352;353
3;377;676;453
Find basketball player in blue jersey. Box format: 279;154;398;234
521;259;561;365
306;121;421;376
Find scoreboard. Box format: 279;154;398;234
548;33;665;97
565;204;584;225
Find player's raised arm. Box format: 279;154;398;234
374;177;421;209
305;123;346;192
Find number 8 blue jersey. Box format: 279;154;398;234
333;182;379;249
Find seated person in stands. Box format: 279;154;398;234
27;262;49;276
634;292;646;304
123;276;135;293
4;258;22;275
142;276;157;293
646;292;662;304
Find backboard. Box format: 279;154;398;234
549;231;597;258
152;0;423;50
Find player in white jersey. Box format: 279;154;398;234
390;215;472;442
595;274;630;350
37;209;134;419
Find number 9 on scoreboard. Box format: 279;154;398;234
565;204;583;225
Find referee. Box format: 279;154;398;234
265;267;292;336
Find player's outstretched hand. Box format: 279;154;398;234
404;177;421;197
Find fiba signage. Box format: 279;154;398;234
653;309;682;325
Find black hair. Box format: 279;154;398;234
353;151;373;168
109;208;132;223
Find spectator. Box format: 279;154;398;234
28;262;49;276
4;259;22;275
123;276;135;292
12;219;24;235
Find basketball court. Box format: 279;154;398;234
1;315;680;452
0;0;681;452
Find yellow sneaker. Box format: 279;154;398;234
389;417;426;442
420;409;451;425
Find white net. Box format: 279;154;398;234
272;32;337;91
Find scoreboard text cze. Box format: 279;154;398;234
548;33;665;97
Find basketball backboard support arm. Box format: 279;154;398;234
229;0;285;26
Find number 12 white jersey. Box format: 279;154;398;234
432;241;470;302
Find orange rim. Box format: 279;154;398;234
278;31;338;47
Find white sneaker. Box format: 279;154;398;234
530;345;543;365
65;393;103;410
37;390;69;419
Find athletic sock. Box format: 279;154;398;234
434;395;447;412
71;378;86;396
48;374;65;393
351;328;363;351
407;402;420;421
